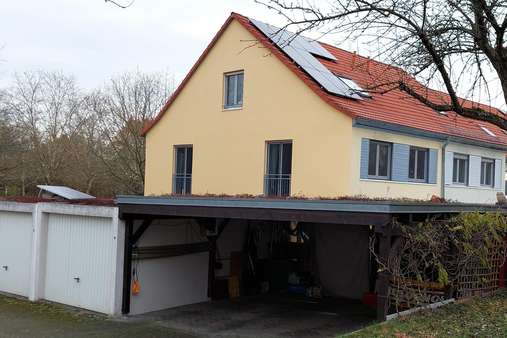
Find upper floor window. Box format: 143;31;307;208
265;141;292;196
368;140;392;179
224;71;244;109
409;147;428;182
173;145;192;194
453;153;469;185
480;158;495;187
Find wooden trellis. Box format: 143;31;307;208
456;242;506;298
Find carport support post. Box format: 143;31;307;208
376;222;392;321
121;218;134;315
208;236;217;298
202;218;229;299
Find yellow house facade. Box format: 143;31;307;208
144;13;506;203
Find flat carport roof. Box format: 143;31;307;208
117;195;507;226
116;195;507;321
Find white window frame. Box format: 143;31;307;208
408;146;429;182
367;140;392;180
452;153;469;185
223;71;244;109
480;157;495;187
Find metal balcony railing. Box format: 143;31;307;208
264;174;291;197
173;174;192;195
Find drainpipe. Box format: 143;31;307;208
441;139;449;200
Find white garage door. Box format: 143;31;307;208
44;214;115;314
0;211;33;297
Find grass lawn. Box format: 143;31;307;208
0;294;197;338
343;289;507;338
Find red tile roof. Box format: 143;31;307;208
143;13;507;150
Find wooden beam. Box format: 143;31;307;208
120;204;392;226
132;219;152;245
207;237;217;299
121;218;134;315
133;242;209;260
216;218;229;238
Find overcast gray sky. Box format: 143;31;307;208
0;0;285;88
1;0;504;109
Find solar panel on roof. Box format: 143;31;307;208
37;185;95;200
250;19;361;100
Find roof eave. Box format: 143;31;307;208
354;117;507;151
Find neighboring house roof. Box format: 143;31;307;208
142;12;507;150
37;185;95;200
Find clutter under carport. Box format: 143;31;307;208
118;195;504;320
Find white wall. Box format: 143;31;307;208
444;142;505;204
0;206;34;297
129;219;209;315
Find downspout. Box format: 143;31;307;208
441;139;449;200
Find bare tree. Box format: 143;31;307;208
104;0;134;9
2;71;87;192
258;0;507;129
88;71;173;194
0;94;21;193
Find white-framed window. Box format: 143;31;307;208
453;153;469;185
368;140;392;179
224;71;244;109
409;147;428;182
480;158;495;187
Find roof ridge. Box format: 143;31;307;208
141;12;507;148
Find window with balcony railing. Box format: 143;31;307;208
265;141;292;197
173;145;192;194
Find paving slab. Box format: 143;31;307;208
136;294;376;338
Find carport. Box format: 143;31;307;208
117;195;505;325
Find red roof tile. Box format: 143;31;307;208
143;13;507;150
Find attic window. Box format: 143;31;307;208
336;75;371;98
480;125;496;137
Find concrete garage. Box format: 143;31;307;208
0;200;125;315
0;204;34;298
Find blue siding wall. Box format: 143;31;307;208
360;138;369;179
361;138;438;184
392;143;409;182
428;149;438;184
